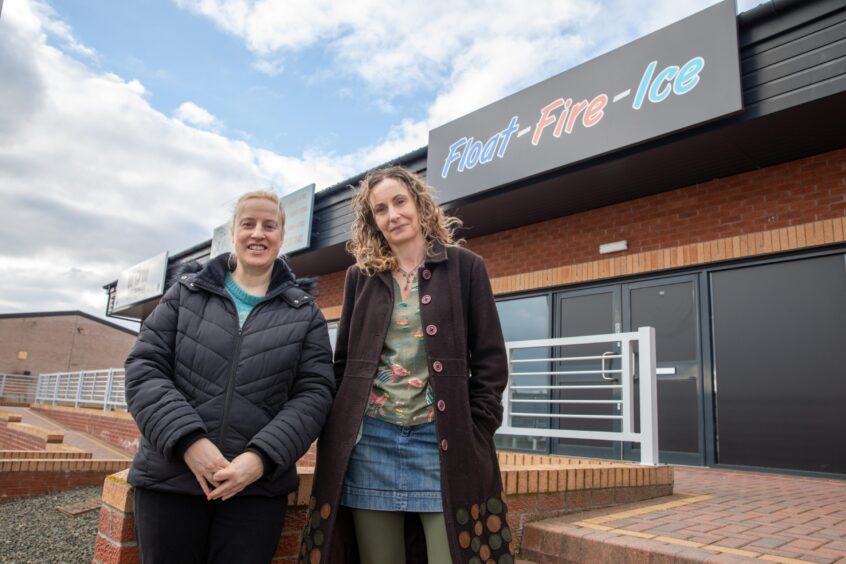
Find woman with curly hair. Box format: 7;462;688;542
301;166;515;564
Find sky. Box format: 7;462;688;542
0;0;763;328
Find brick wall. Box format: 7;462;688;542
0;314;137;376
94;455;672;563
0;419;63;450
0;459;131;500
0;420;47;450
32;405;141;455
315;148;846;317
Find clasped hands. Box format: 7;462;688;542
183;438;264;501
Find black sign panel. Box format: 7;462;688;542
427;0;741;204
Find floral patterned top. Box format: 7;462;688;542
365;280;434;425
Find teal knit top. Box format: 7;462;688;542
224;273;264;328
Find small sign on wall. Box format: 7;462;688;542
113;252;169;313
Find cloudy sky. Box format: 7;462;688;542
0;0;762;327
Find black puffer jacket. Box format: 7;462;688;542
125;253;334;498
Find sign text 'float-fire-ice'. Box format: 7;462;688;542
427;0;741;205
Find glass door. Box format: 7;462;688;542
552;286;622;459
623;275;703;465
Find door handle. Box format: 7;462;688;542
601;351;617;381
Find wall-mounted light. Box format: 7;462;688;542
599;240;628;254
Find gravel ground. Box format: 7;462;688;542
0;487;102;564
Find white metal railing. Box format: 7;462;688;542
0;373;38;403
498;327;659;465
35;369;127;411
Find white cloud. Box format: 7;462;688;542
173;101;223;130
0;0;373;323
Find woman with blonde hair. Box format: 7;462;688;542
302;167;514;563
126;190;334;563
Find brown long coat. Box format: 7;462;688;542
300;244;515;564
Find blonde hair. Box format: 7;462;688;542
228;190;286;270
348;166;463;275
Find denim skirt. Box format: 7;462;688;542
341;416;443;512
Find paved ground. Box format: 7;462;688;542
2;406;131;460
526;466;846;563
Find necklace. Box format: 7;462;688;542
395;258;425;294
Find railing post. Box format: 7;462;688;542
103;369;114;411
501;346;512;432
637;327;659;465
0;373;6;398
620;337;633;437
75;371;85;408
53;374;60;406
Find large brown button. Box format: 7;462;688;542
471;504;480;520
309;548;321;564
486;514;502;533
437;399;446;412
474;520;483;536
320;503;331;519
458;531;472;549
480;545;491;561
421;294;432;304
422;269;432;280
440;439;448;451
432;361;443;373
425;324;438;336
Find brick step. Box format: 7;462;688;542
521;499;766;564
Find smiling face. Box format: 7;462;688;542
232;197;284;274
369;177;423;251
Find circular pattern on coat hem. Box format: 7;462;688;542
320;503;331;519
489;533;502;550
458;531;471;549
456;507;470;525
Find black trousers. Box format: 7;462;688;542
133;488;288;564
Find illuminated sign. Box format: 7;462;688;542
427;0;741;204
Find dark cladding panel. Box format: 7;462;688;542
711;254;846;474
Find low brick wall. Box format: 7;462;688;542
31;405;141;455
0;449;92;459
0;418;63;450
0;459;131;501
94;453;673;563
497;453;674;550
94;469;310;564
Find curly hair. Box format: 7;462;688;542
348;166;463;275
